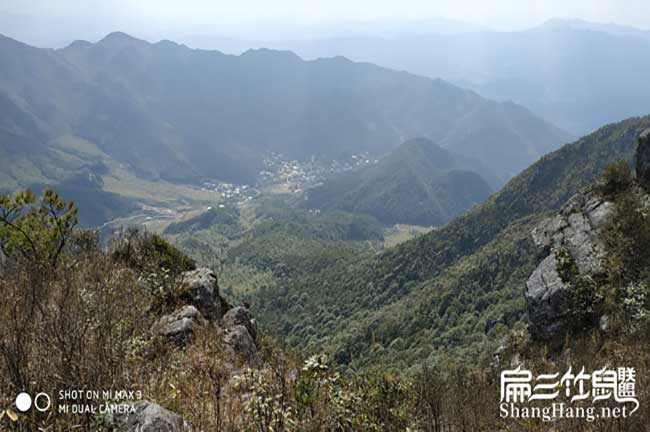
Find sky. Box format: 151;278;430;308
1;0;650;47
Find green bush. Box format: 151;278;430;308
0;188;77;269
597;160;634;196
111;228;196;275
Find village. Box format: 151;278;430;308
201;152;379;204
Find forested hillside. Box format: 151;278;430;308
4;132;650;430
250;116;650;368
304;137;493;226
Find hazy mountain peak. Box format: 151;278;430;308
98;31;147;47
240;47;302;62
66;39;93;49
535;17;650;40
155;39;185;49
401;136;438;147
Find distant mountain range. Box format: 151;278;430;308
272;19;650;135
538;18;650;41
0;32;569;196
0;13;491;49
304;137;492;226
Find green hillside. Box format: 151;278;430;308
304;137;492;226
251;115;650;369
165;195;385;298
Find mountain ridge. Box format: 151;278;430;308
0;31;570;191
274;24;650;135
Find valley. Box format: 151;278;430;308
2;9;650;430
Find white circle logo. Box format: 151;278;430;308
15;392;32;412
34;393;51;412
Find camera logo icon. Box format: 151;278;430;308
15;392;51;412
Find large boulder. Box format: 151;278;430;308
177;268;228;320
224;325;261;367
637;128;650;189
525;191;613;340
152;305;202;345
109;400;192;432
222;306;258;343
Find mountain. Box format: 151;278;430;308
251;115;650;368
537;18;650;41
304;137;492;226
0;32;569;194
275;21;650;135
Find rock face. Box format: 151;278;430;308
221;306;260;366
525;191;613;340
637;129;650;189
222;306;258;343
152;305;202;344
224;325;261;366
110;400;192;432
177;268;227;320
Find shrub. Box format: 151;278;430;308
0;188;77;269
597;160;634;196
111;228;196;275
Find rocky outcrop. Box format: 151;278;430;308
177;268;228;320
222;306;258;343
221;306;260;365
152;305;202;345
224;325;261;366
525;191;613;340
151;268;261;365
637;128;650;189
109;400;192;432
150;268;261;366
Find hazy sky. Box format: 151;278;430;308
1;0;650;46
3;0;650;28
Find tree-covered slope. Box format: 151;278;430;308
252;115;650;369
165;195;385;304
304;137;492;226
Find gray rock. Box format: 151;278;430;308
525;255;568;339
222;306;258;343
152;306;202;344
177;268;226;320
224;325;260;366
525;191;612;340
637;128;650;189
109;400;192;432
530;214;566;248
